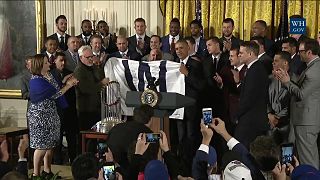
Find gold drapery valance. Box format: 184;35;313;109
160;0;320;40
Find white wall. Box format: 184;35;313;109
0;99;28;128
45;0;164;37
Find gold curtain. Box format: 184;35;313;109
160;0;320;40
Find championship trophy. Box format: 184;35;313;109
95;81;124;133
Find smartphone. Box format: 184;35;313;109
280;143;294;164
97;142;108;160
202;108;213;125
103;164;115;180
146;133;161;143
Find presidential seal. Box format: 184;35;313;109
141;88;159;107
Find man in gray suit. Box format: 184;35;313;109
64;36;80;72
275;38;320;168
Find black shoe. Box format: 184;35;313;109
30;174;42;180
41;171;62;180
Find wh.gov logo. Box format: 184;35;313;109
290;18;306;34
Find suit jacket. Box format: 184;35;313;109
107;50;142;61
290;54;306;76
102;33;118;54
220;64;246;123
284;58;320;126
64;50;79;72
264;37;275;57
184;57;205;121
267;75;290;127
220;35;243;50
47;33;70;51
161;35;181;60
237;60;269;131
201;53;229;117
128;35;151;56
196;37;208;57
259;53;273;75
76;34;91;46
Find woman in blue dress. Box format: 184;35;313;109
27;54;78;178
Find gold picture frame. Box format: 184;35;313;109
0;0;45;99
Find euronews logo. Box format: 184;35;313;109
290;18;306;34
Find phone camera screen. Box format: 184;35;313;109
146;133;160;143
282;146;293;164
203;110;212;125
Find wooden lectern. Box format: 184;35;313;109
125;91;195;145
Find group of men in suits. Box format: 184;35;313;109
38;13;320;170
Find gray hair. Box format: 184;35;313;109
78;45;92;57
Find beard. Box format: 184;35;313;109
83;31;92;36
57;26;66;33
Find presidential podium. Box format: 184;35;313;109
125;91;195;145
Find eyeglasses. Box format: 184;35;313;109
84;55;94;60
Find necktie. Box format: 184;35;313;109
72;53;78;64
213;57;217;72
241;65;248;79
60;36;65;45
49;55;55;64
84;37;88;44
170;37;175;54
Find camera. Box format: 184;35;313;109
280;143;294;164
103;163;115;180
202;108;213;125
146;133;161;143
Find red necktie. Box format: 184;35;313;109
170;37;175;54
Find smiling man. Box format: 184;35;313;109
128;18;151;56
47;15;70;51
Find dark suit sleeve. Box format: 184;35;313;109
185;60;205;91
232;143;265;180
162;150;182;179
125;154;143;180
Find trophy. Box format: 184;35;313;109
95;81;124;133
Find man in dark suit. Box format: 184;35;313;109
127;18;150;56
251;36;273;74
282;37;306;76
214;47;246;135
108;36;142;61
47;15;70;52
220;18;243;52
96;20;118;54
90;34;108;66
64;36;80;72
252;20;275;57
202;36;229;118
50;52;79;164
190;19;208;58
175;39;204;175
235;41;269;149
77;20;93;46
161;18;181;56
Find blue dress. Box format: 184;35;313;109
27;74;68;149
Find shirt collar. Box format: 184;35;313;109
291;53;296;59
93;51;100;56
169;34;180;40
235;64;245;71
56;33;65;39
46;51;55;58
194;36;201;44
211;53;221;60
136;34;145;41
258;52;265;59
119;49;129;55
82;34;91;39
247;58;259;69
181;56;189;64
307;56;319;66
